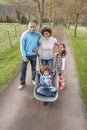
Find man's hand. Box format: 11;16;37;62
23;58;29;62
32;48;40;57
32;48;38;53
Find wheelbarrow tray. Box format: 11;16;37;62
34;70;59;102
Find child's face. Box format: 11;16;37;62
44;71;49;76
59;45;64;53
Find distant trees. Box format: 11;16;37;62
0;0;87;35
0;4;16;23
7;0;64;28
8;0;45;28
63;0;87;37
33;0;45;29
45;0;63;26
73;0;87;37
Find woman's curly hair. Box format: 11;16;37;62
40;26;52;36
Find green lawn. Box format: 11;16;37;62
0;23;26;52
66;28;87;114
0;0;10;5
0;42;21;91
0;23;26;91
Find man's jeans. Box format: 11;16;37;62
20;55;37;85
41;58;53;68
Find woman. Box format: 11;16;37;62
39;26;59;68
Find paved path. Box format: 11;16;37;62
0;27;86;130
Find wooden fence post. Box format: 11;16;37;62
19;26;21;36
7;31;12;47
15;24;17;37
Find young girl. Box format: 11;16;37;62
36;66;57;97
55;43;66;90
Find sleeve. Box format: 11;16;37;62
20;33;26;59
37;34;41;49
61;57;66;70
54;39;60;54
39;38;42;44
51;70;56;77
36;70;41;76
55;41;60;47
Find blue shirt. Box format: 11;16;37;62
20;29;41;59
37;70;55;87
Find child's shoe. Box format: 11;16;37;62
59;85;64;90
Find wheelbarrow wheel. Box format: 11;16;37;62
42;101;49;106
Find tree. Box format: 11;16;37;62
44;0;64;26
73;0;87;37
63;0;74;29
8;0;45;28
63;0;87;37
33;0;45;29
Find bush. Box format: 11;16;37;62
21;16;27;24
5;16;13;23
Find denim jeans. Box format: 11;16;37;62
37;85;57;97
20;55;37;85
41;58;53;68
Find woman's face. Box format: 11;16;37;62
43;31;51;39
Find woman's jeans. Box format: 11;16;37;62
41;58;53;68
20;55;37;85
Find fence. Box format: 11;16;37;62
0;23;27;53
70;25;87;35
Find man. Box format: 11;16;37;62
18;21;41;90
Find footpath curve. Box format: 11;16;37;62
0;26;86;130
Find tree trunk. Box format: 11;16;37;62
49;6;51;26
49;0;52;26
74;14;79;37
37;0;45;29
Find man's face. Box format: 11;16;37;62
29;23;36;33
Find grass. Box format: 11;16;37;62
66;28;87;114
0;0;10;5
0;23;27;52
0;42;21;91
0;23;26;92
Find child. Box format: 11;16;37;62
55;43;66;90
36;66;57;97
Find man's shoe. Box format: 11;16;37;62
32;80;35;85
18;85;25;90
59;85;64;90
